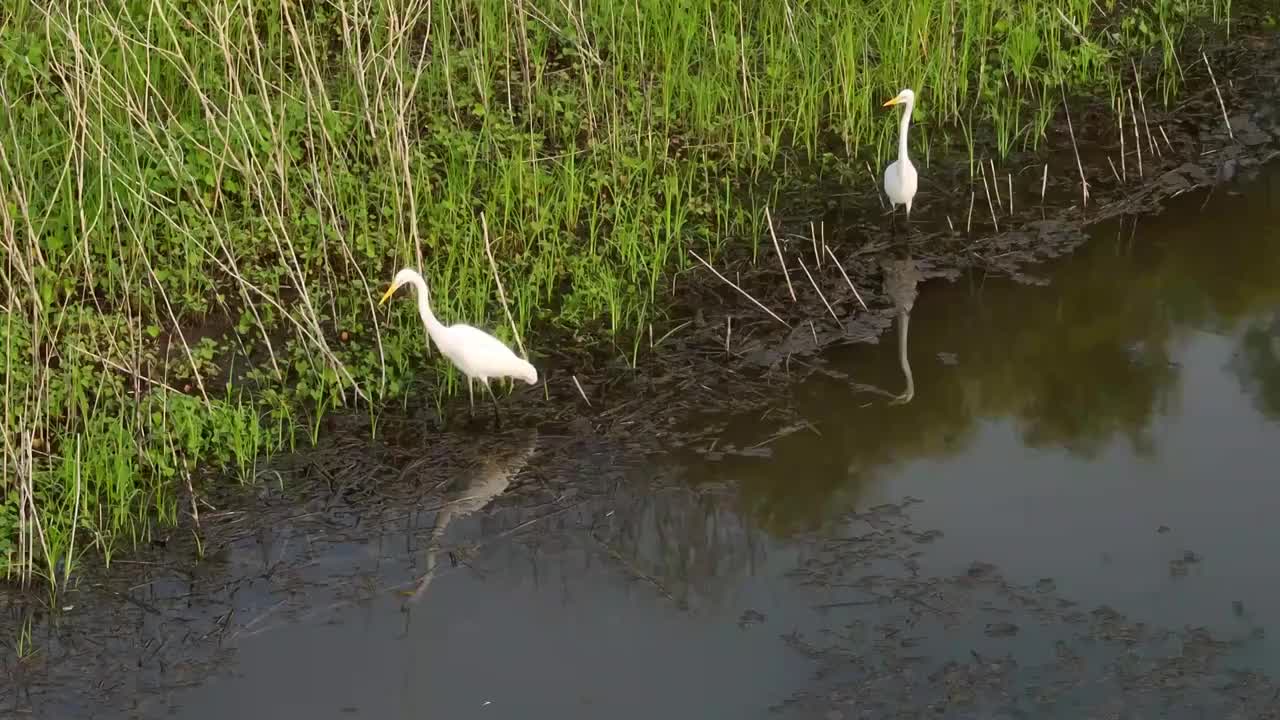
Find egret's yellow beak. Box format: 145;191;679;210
378;284;398;306
882;96;903;107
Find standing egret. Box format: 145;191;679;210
379;267;537;427
881;88;919;233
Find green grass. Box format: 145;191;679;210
0;0;1232;585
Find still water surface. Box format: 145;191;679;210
171;163;1280;718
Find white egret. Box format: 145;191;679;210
881;88;919;232
379;267;537;427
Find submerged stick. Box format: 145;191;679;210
1203;52;1233;140
823;245;868;311
688;249;790;327
765;207;796;302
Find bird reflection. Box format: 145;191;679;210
405;429;538;605
880;255;921;406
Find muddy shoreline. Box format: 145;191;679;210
516;28;1280;448
4;27;1280;720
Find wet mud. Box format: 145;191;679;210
5;29;1280;720
780;501;1280;720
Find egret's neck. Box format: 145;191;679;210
898;311;911;360
412;278;446;341
897;98;914;164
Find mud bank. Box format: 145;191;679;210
513;29;1280;448
4;27;1280;720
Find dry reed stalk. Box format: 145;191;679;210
765;207;796;302
571;375;591;406
1060;85;1090;206
1132;61;1158;158
989;158;1002;211
866;162;885;209
689;250;790;327
1203;52;1233;140
980;162;999;232
481;212;527;359
1118;93;1127;182
1128;88;1143;178
796;256;839;323
823;245;867;311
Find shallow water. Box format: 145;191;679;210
11;163;1280;719
153;163;1280;719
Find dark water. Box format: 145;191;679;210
13;163;1280;718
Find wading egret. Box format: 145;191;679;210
882;89;919;232
379;267;537;427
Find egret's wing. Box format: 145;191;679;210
883;160;898;188
443;323;530;379
447;324;519;355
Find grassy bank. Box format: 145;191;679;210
0;0;1232;584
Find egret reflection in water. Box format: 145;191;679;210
880;254;922;405
405;430;539;605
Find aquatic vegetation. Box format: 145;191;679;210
0;0;1235;582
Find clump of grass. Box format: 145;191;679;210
0;0;1232;583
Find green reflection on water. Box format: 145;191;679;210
703;163;1280;537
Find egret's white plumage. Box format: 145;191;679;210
380;267;536;424
882;89;919;222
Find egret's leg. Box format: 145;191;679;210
466;378;476;420
484;381;503;430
